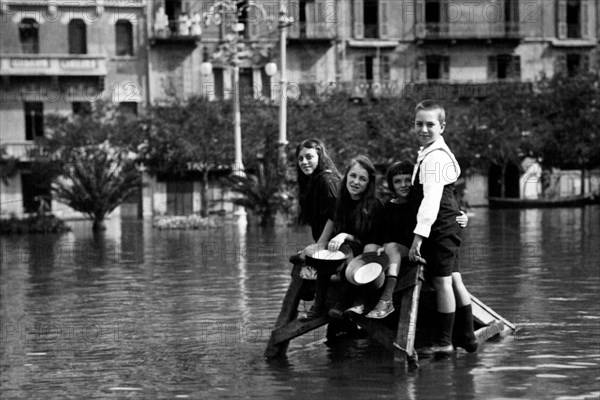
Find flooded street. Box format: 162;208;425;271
1;206;599;399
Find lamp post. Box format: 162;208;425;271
277;7;293;170
199;1;257;177
200;2;289;177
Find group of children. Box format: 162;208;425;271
295;100;477;356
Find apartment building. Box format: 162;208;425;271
0;0;148;218
333;0;598;100
146;0;598;104
1;1;597;217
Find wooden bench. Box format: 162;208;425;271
265;257;515;368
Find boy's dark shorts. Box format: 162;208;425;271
421;233;461;277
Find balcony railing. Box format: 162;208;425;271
151;18;202;42
402;81;533;99
416;22;521;40
288;21;337;40
1;142;47;161
338;80;533;100
2;0;143;6
0;55;107;76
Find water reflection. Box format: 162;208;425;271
1;206;599;399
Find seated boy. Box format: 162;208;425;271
364;161;467;319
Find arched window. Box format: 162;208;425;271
69;19;87;54
115;20;134;56
19;18;39;54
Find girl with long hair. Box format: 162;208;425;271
316;155;385;319
295;139;342;320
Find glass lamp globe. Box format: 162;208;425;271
264;62;277;77
200;62;213;76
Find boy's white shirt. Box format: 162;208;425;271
412;136;461;238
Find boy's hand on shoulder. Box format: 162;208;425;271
456;211;468;228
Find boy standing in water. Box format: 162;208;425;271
408;100;478;356
365;161;468;319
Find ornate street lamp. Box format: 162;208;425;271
199;0;275;178
276;7;294;169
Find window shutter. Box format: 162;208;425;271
581;54;590;73
557;0;567;39
380;55;390;81
511;55;521;80
554;53;567;76
580;0;589;39
441;56;450;80
214;68;224;100
488;55;497;80
510;0;519;22
416;57;426;82
379;1;389;38
354;0;364;39
415;0;425;38
354;56;366;80
306;1;316;37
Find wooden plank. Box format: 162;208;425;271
394;277;422;363
273;263;305;328
475;320;506;343
471;299;496;326
270;316;329;345
393;263;424;293
265;262;309;358
351;316;396;353
471;295;516;331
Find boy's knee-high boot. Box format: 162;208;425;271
453;304;478;353
432;312;455;355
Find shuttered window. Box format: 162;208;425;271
69;19;87;54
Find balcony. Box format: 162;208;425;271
415;22;521;41
288;22;336;42
1;142;47;161
338;80;534;101
2;0;143;6
0;55;107;77
403;81;533;100
150;18;201;46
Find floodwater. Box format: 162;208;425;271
1;206;599;400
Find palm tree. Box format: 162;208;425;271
52;141;141;231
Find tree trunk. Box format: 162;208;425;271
93;218;106;231
260;212;275;226
200;169;210;218
500;163;507;198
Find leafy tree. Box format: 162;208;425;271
223;124;293;225
531;72;600;194
137;97;235;217
450;89;539;197
0;146;19;185
44;102;143;231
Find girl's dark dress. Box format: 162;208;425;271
381;200;417;248
299;169;340;242
334;198;386;255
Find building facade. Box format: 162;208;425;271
1;0;598;218
0;0;148;218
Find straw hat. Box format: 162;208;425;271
345;252;388;290
303;243;350;274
